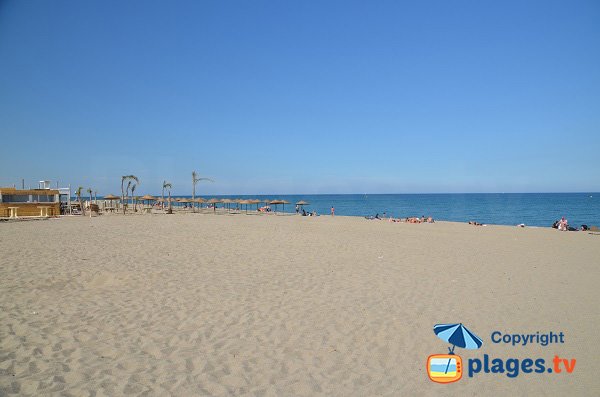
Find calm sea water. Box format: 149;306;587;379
160;193;599;228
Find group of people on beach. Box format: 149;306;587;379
301;208;318;216
466;216;594;231
552;217;593;232
365;213;435;223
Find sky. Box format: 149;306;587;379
0;0;599;195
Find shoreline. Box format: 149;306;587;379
3;209;595;233
62;191;598;229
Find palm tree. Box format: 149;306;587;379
75;186;85;216
192;171;214;213
162;180;171;210
131;183;137;212
163;182;173;214
125;180;132;213
121;175;139;214
87;188;93;215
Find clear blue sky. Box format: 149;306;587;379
1;0;598;195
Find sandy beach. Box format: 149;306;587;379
1;213;599;396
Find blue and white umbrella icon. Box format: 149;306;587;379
433;323;483;354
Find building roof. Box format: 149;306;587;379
0;187;60;195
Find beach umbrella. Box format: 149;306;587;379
140;194;156;208
194;197;205;209
207;198;221;212
433;323;483;375
221;198;234;211
269;200;283;212
178;198;193;209
234;198;246;211
296;200;309;214
249;199;261;211
433;323;483;353
103;194;120;210
238;199;251;213
281;200;290;213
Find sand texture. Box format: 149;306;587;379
1;213;599;396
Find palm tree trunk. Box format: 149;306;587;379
121;178;126;214
192;184;196;213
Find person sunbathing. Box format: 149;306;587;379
469;221;483;226
365;213;381;220
558;217;568;231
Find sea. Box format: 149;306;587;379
117;193;599;228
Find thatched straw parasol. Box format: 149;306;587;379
221;198;234;211
139;194;157;208
248;199;261;211
102;194;120;211
177;198;192;209
194;197;206;209
207;198;221;212
269;200;283;212
238;199;252;213
295;200;310;214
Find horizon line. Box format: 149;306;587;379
83;191;599;197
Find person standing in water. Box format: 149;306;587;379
331;206;335;216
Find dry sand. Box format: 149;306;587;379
1;213;599;396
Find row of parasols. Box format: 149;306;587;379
102;194;310;213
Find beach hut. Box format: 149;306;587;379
0;187;61;218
